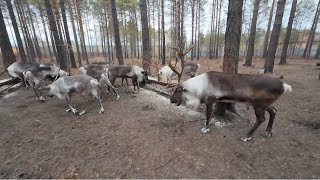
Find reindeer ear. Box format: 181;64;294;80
182;86;187;92
40;85;50;90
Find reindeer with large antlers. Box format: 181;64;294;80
167;45;195;83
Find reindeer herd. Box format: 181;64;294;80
4;54;292;141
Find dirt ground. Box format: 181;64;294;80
0;58;320;178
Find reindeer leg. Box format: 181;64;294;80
91;90;104;113
65;95;78;115
132;78;137;92
240;107;266;142
121;77;124;88
125;77;129;86
35;82;45;101
111;86;120;100
201;100;214;133
78;94;89;116
261;106;277;138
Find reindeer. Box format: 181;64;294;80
79;64;129;88
44;75;105;115
7;62;67;87
107;65;149;92
79;65;120;100
158;62;201;82
170;72;292;141
21;64;68;101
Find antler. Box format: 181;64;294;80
167;45;194;83
183;45;194;56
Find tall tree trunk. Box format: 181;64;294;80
134;8;140;59
262;0;276;58
85;11;93;57
6;0;27;63
104;5;112;63
223;0;243;74
215;0;244;116
161;0;166;65
215;0;222;58
279;0;297;64
315;40;320;59
244;0;261;66
158;0;161;60
75;0;89;64
264;0;286;73
180;0;185;49
15;0;35;62
110;0;124;65
191;0;195;60
0;5;16;69
303;0;320;58
45;0;68;69
94;23;99;57
40;10;53;61
60;0;77;68
209;1;215;59
26;3;42;61
52;0;63;39
196;0;200;60
140;0;152;70
67;0;81;66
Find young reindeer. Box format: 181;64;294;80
158;62;201;82
7;62;67;87
79;64;129;88
45;75;105;115
107;65;148;92
170;72;292;142
22;64;68;101
79;65;120;100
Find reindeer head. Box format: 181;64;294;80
170;84;187;106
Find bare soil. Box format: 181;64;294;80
0;58;320;178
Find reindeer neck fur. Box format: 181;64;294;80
182;73;224;108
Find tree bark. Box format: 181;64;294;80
279;0;297;64
75;0;89;64
60;0;77;68
244;0;261;66
15;0;35;62
161;0;166;65
303;0;320;58
45;0;68;69
139;0;152;70
196;0;200;60
191;0;195;60
110;0;124;65
67;0;81;66
0;5;16;69
262;0;276;58
40;10;53;61
26;3;42;61
264;0;286;73
215;0;222;58
216;0;244;116
6;0;27;62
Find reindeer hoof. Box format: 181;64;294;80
239;137;251;142
39;96;45;102
79;110;86;116
99;109;104;114
72;109;78;115
201;127;210;133
261;132;272;138
66;108;71;112
116;95;120;101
